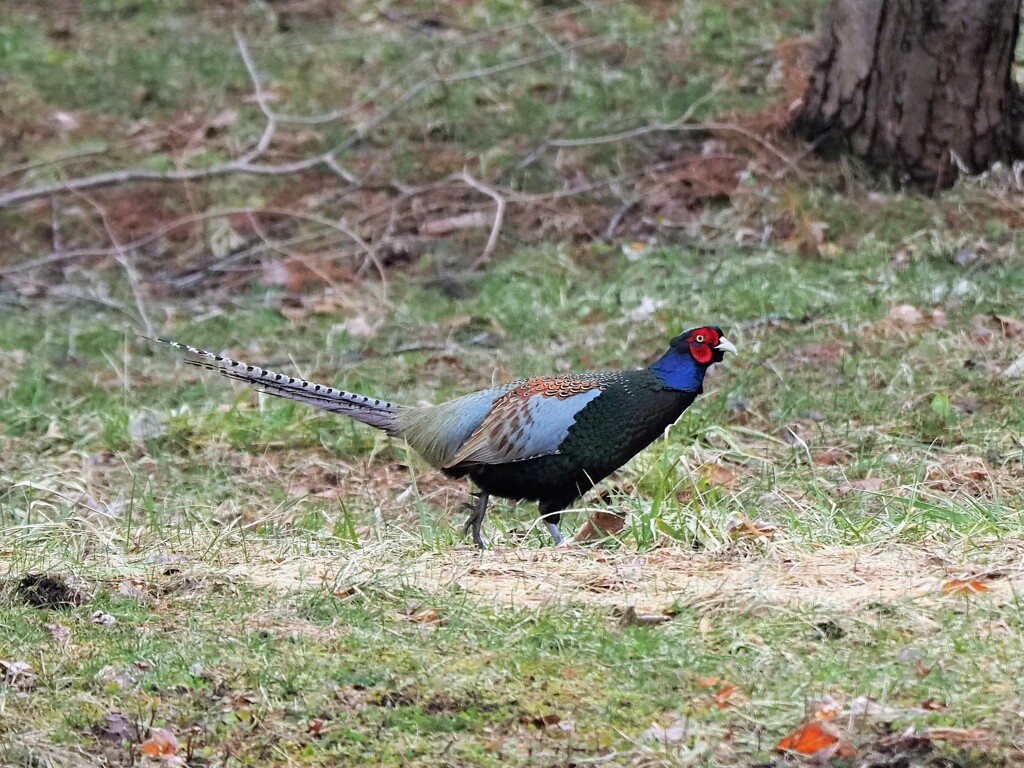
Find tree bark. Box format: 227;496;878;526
794;0;1023;191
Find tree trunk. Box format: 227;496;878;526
794;0;1023;191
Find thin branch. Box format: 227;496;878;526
78;192;155;337
0;34;360;209
457;171;507;270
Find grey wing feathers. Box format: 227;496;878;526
149;338;402;432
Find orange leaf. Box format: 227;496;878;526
711;684;740;709
775;720;856;758
410;608;440;623
942;579;988;595
140;727;178;756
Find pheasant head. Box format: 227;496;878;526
650;325;736;391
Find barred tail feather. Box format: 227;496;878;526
149;338;402;433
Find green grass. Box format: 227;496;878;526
4;0;1024;765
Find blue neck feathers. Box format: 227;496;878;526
650;346;706;392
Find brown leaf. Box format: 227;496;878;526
573;510;625;542
307;717;326;736
920;697;946;710
914;658;932;678
942;579;988;595
398;606;440;624
710;684;741;709
836;477;884;495
140;727;178;756
775;719;856;758
993;314;1024;338
813;447;849;465
701;462;739;488
521;712;561;728
726;516;778;539
923;727;992;744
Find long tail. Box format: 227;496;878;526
148;338;402;433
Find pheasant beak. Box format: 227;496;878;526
715;337;738;355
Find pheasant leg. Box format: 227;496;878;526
462;492;490;549
545;522;566;546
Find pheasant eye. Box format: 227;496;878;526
694;334;705;343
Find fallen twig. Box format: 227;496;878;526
0;35;359;209
458;171;507;270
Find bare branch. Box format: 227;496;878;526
0;34;360;209
458;171;507;270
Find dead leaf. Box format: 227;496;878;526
96;711;135;744
140;727;178;756
46;623;71;647
573;510;625;542
923;727;992;744
91;611;117;625
775;719;856;759
115;579;148;600
0;660;36;690
701;462;739;488
888;304;924;326
521;712;561;728
813;447;849;465
398;606;440;624
836;477;884;495
307;717;326;736
914;658;932;678
710;684;741;709
942;579;988;595
993;314;1024;338
920;697;946;710
726;516;778;539
643;717;687;744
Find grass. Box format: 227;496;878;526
4;0;1024;766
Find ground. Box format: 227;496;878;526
2;1;1024;766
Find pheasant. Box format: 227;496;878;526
151;325;735;547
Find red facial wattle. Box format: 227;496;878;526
688;327;719;364
690;342;712;363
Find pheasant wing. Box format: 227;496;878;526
444;376;603;468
